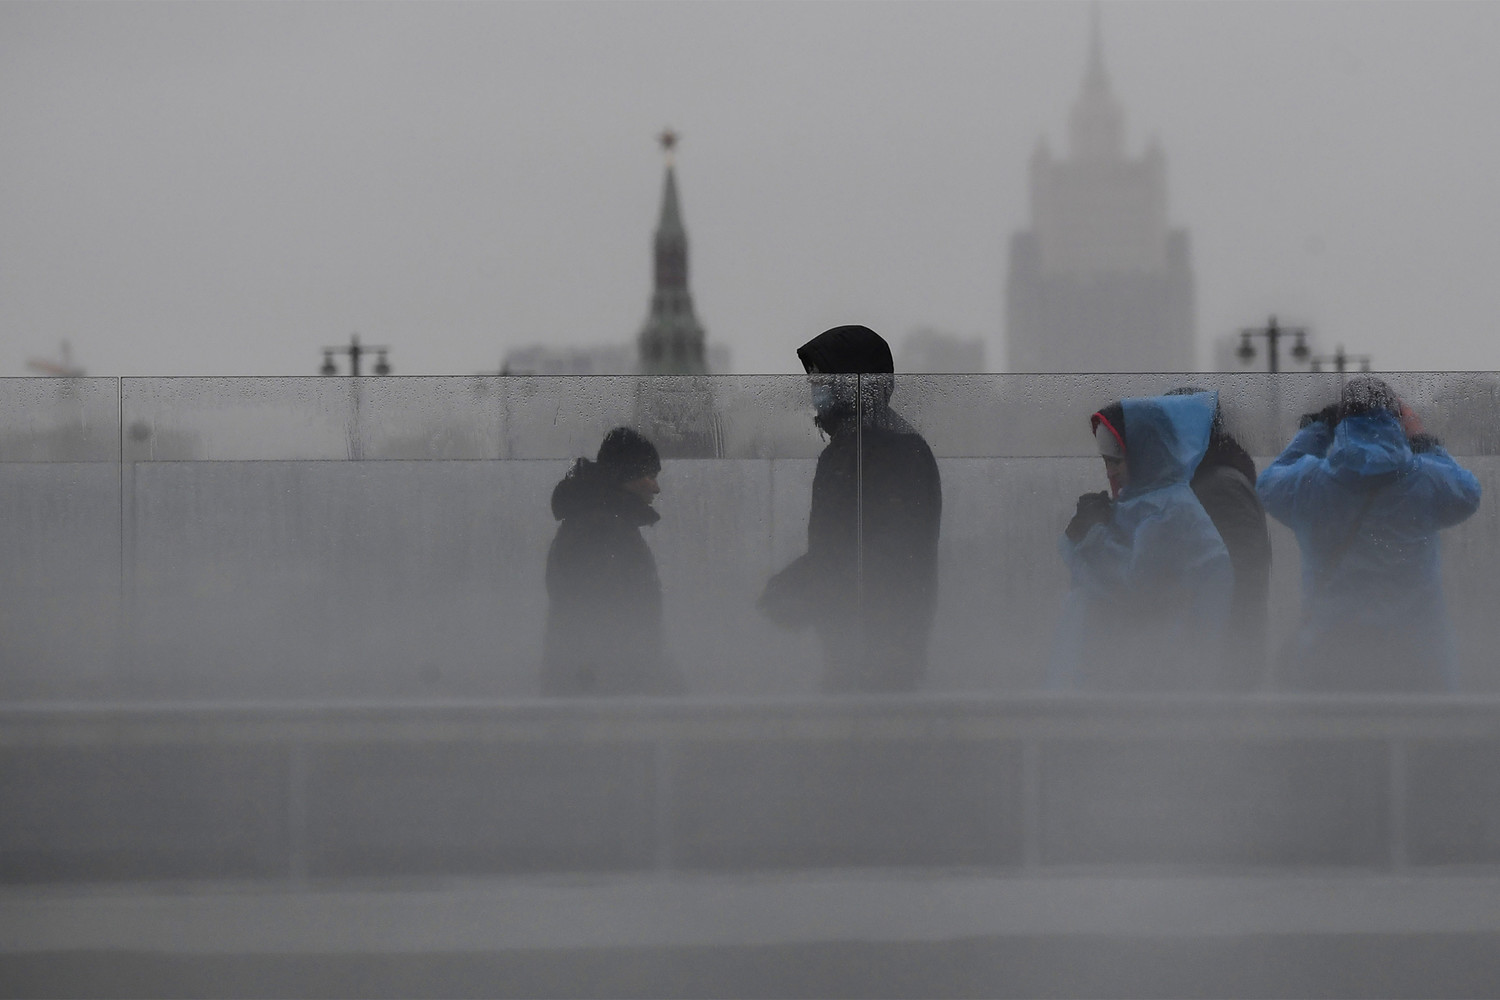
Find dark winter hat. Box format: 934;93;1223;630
796;325;895;375
1339;375;1401;419
596;427;660;482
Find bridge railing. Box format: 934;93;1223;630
2;373;1498;702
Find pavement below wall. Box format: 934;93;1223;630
6;868;1500;998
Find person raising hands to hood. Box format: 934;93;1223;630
1257;376;1480;692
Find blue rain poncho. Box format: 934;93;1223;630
1052;391;1234;691
1257;412;1481;692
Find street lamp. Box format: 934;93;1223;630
1309;344;1372;378
319;334;391;376
1236;315;1310;373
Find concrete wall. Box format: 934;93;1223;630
6;697;1500;885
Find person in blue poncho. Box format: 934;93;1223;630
1052;390;1234;692
1257;376;1481;693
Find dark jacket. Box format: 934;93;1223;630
1190;430;1273;691
1257;412;1481;692
760;327;943;693
542;459;682;696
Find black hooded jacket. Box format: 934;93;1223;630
760;326;943;692
1148;391;1273;689
543;458;678;695
1192;434;1272;689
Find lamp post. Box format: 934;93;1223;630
319;334;391;376
1309;344;1372;383
1235;315;1310;373
317;334;391;462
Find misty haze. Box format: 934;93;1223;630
5;4;1500;999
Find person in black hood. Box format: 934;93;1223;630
758;325;943;693
1166;387;1273;690
542;427;685;696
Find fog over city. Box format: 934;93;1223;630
3;1;1500;377
9;6;1500;998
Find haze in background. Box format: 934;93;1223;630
2;1;1498;377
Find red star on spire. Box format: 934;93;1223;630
658;127;678;163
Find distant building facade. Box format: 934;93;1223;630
897;329;986;374
1005;12;1195;372
499;344;638;376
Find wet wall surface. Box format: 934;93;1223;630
6;697;1500;884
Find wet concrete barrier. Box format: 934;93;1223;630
4;694;1499;884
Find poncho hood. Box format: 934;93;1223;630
1328;411;1412;482
1110;391;1218;497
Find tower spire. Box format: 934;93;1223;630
637;127;706;375
654;129;684;239
1085;1;1107;93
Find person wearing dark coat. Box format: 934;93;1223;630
1257;376;1481;693
758;325;943;693
1166;387;1273;691
542;427;685;696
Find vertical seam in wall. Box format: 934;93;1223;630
856;375;864;647
117;377;126;697
767;456;775;571
652;739;675;872
1388;738;1409;870
286;742;310;883
1021;737;1043;869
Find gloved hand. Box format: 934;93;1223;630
1065;491;1112;542
1398;401;1425;439
1298;403;1340;429
1408;433;1442;454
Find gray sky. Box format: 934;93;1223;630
3;1;1498;377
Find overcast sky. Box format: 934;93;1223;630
3;1;1499;377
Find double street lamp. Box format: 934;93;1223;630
1236;315;1309;373
1309;344;1373;377
320;334;391;376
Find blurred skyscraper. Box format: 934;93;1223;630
897;328;986;373
1004;9;1195;372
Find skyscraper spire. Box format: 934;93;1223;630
1084;1;1108;94
1068;3;1125;161
638;128;706;375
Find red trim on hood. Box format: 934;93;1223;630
1090;411;1126;458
